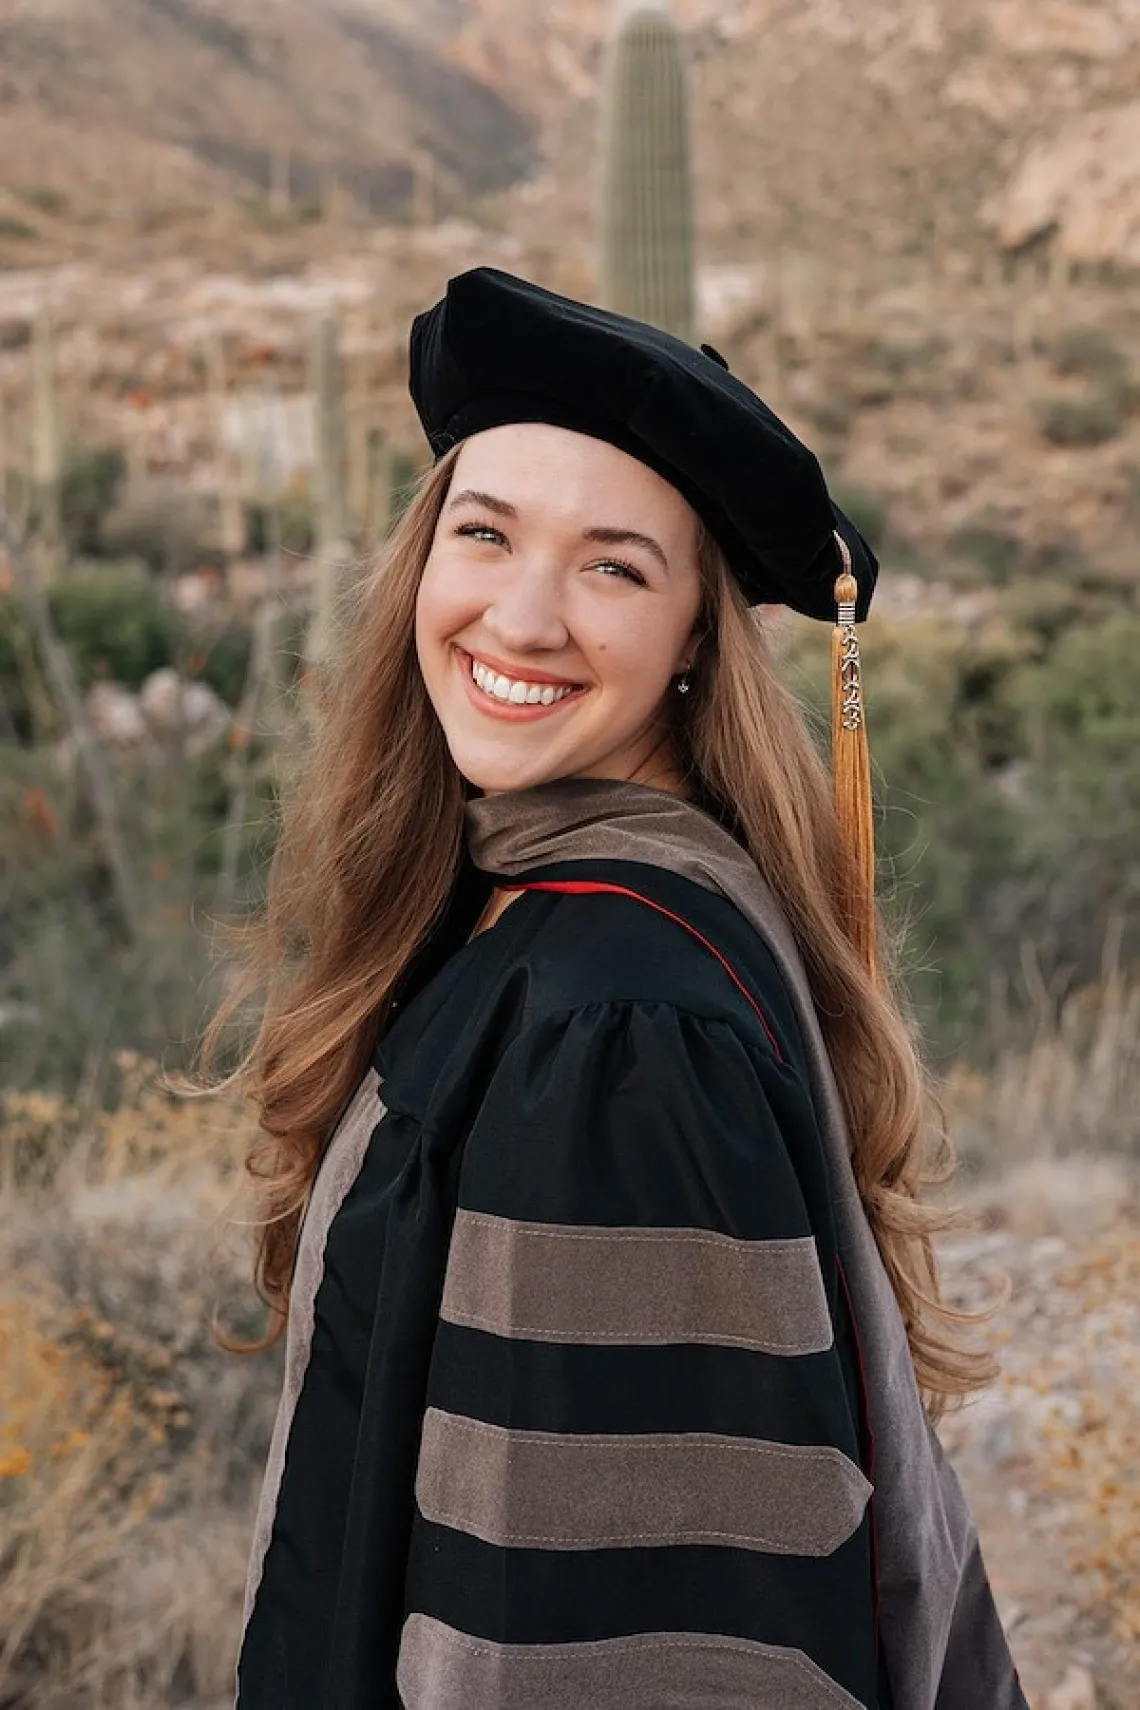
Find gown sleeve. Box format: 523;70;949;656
397;1000;881;1710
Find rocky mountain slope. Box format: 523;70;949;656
5;1;1140;588
0;0;534;236
5;0;1140;270
471;0;1140;273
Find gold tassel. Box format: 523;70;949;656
831;531;878;980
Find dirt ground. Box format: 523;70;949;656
939;1164;1140;1710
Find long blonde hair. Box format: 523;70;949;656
198;444;993;1416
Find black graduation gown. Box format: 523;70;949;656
236;858;887;1709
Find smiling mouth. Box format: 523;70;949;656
462;650;587;708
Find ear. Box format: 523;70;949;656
678;612;707;675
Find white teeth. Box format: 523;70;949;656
467;656;578;707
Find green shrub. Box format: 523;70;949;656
244;480;316;559
101;478;215;575
830;484;889;549
0;601;41;742
781;605;1140;1046
61;446;128;555
805;393;854;440
188;621;253;707
280;480;317;556
242;503;272;556
47;573;178;689
12;184;67;216
948;526;1022;583
1050;325;1127;383
1012;612;1140;752
1004;614;1140;983
2;582;267;731
0;740;278;1091
871;338;939;376
1034;392;1124;448
783;612;1026;1038
0;216;36;240
0;746;100;962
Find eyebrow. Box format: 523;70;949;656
446;487;670;572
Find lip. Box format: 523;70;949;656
462;646;586;689
453;646;589;722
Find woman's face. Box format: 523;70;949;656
415;422;703;794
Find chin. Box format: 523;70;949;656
449;742;567;795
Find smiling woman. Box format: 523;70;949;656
209;268;1028;1710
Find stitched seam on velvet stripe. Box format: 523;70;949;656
399;1620;862;1707
420;1509;851;1550
410;1629;831;1664
418;1414;869;1551
433;1413;863;1469
457;1213;815;1253
445;1217;830;1352
441;1311;828;1352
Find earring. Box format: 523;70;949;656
676;671;691;696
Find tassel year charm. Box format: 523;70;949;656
831;533;877;979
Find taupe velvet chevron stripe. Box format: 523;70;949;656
415;1406;871;1556
440;1208;834;1354
234;1067;387;1683
396;1613;867;1709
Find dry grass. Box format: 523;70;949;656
939;1208;1140;1704
0;988;1137;1706
936;978;1140;1695
0;1055;277;1710
1038;1227;1140;1647
943;975;1140;1174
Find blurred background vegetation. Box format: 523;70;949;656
4;377;1139;1093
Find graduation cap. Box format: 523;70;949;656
409;267;878;974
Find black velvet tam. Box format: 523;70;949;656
408;266;878;622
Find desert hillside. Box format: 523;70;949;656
0;0;534;237
4;0;1140;589
6;0;1140;270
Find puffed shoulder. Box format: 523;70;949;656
449;1001;829;1246
375;874;838;1184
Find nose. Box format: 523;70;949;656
482;563;570;655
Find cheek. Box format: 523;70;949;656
583;603;692;701
416;553;475;652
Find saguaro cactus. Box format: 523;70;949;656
304;312;352;676
206;332;246;558
31;308;63;574
270;143;292;216
364;426;394;545
598;1;696;343
0;387;16;533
